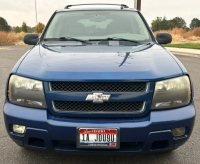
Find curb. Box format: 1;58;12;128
170;51;200;58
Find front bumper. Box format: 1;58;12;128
4;102;195;153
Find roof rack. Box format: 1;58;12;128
65;4;129;10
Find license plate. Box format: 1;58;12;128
76;128;120;149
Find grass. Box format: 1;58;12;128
162;43;200;50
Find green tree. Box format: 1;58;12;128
14;26;21;33
168;20;175;30
27;26;32;33
171;17;187;29
159;17;170;30
151;17;162;32
0;17;10;31
190;18;200;29
151;16;188;32
151;17;171;32
21;22;28;32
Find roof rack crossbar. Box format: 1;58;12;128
64;4;129;9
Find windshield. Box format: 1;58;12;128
44;11;152;42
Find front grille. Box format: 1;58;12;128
53;101;145;113
50;82;147;92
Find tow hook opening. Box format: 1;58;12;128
151;140;169;151
28;137;46;148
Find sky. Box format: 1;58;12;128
0;0;199;28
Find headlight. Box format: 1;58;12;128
8;75;47;108
151;76;191;110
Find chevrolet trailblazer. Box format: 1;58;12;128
4;4;195;153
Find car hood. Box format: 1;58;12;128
16;44;183;81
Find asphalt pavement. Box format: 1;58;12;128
0;45;200;164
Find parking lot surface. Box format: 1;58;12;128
0;46;200;164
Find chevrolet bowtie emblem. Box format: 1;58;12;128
86;93;111;103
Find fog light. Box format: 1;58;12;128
172;127;186;137
13;124;26;134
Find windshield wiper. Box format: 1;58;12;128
59;37;89;43
44;37;89;43
88;37;141;44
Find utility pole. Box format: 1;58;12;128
134;0;141;11
34;0;38;33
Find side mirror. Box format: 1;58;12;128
156;32;172;44
24;34;39;45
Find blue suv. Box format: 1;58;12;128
4;4;195;153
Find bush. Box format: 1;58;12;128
154;27;200;42
0;32;18;46
0;32;41;46
182;27;200;38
